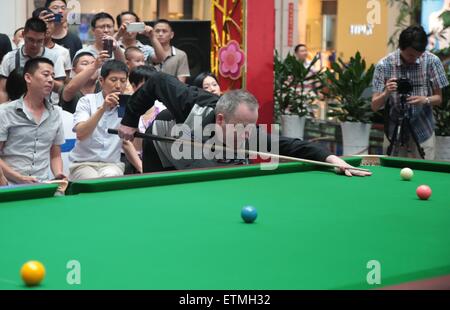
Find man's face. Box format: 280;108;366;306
73;55;96;75
47;0;67;22
24;63;55;98
126;51;145;71
296;46;308;62
216;103;259;148
121;14;138;40
23;30;45;57
94;18;115;41
100;71;128;95
400;47;423;65
154;23;173;45
13;29;24;46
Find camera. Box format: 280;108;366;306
396;77;413;95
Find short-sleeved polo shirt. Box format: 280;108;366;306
0;97;65;182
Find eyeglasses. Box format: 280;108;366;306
95;25;114;30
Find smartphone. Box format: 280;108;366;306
126;22;145;33
118;94;131;118
103;39;114;58
53;13;63;23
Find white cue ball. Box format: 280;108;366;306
400;167;414;181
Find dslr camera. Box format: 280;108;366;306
396;77;413;95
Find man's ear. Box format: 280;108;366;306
216;113;225;126
98;76;104;87
23;72;32;84
170;31;174;40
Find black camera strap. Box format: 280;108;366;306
15;47;21;71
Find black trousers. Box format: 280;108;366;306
142;109;176;173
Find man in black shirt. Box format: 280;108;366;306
118;71;371;177
45;0;82;60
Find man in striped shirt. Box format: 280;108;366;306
372;25;449;160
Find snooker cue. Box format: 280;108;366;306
107;129;371;173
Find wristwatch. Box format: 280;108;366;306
425;97;431;105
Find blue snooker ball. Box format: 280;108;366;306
241;206;257;223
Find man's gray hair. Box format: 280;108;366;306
215;90;259;119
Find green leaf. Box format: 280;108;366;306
274;52;323;117
322;51;375;123
434;71;450;136
440;10;450;28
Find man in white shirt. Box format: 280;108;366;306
69;60;130;180
0;18;66;103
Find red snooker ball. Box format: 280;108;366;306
416;185;432;200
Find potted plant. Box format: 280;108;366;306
421;19;450;161
323;51;375;155
274;51;323;139
434;69;450;161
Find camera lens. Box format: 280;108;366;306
397;78;412;95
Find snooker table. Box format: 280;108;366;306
0;156;449;290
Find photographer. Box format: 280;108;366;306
372;25;449;160
68;60;138;181
74;12;126;63
45;0;82;61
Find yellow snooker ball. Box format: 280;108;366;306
20;261;46;286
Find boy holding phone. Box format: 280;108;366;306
69;60;138;180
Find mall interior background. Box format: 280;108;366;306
0;0;415;67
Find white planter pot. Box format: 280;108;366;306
341;122;371;156
281;115;306;140
435;136;450;162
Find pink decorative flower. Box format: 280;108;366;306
219;40;245;80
